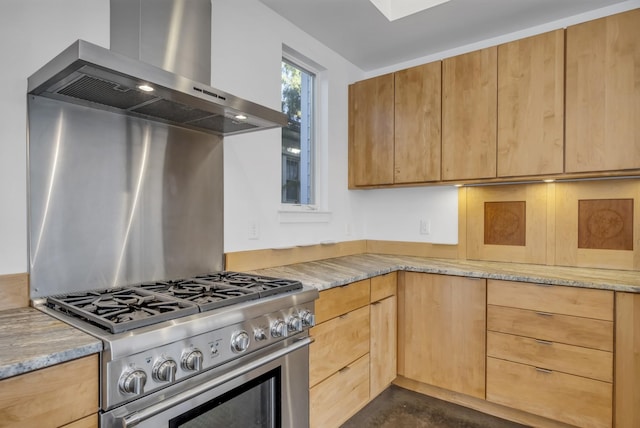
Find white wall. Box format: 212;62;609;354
0;0;109;275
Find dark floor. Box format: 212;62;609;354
340;385;529;428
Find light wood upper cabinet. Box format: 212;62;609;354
497;30;564;177
398;272;486;398
442;47;497;181
565;9;640;173
394;62;441;183
348;74;394;186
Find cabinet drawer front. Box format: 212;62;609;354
310;354;370;428
487;331;612;382
487;357;612;428
309;305;370;387
488;279;613;321
315;280;370;324
488;305;613;351
370;272;397;302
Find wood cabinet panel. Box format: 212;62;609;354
442;47;497;181
398;273;486;398
394;62;441;183
487;331;612;382
488;279;614;321
349;74;394;186
310;354;370;428
370;295;397;398
566;9;640;173
314;279;370;324
370;271;397;302
0;355;98;428
487;357;612;428
615;292;640;428
497;30;564;177
309;305;370;387
488;305;613;351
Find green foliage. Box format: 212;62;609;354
281;62;302;126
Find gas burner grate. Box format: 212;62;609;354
46;288;199;333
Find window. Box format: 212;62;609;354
281;58;315;205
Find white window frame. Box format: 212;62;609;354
279;45;330;223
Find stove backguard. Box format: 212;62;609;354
28;96;224;298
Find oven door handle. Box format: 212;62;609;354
121;337;312;428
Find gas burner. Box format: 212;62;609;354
135;279;259;311
46;288;199;333
193;272;302;297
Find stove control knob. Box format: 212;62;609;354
119;369;147;395
271;320;288;338
287;315;303;332
153;359;177;383
181;350;204;372
300;310;316;327
254;328;268;341
231;330;250;353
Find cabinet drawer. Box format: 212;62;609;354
315;280;370;324
371;272;397;302
487;357;612;428
488;304;613;351
488;280;613;321
309;305;370;387
310;354;370;428
487;331;612;382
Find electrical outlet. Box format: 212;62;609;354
420;219;431;235
248;221;259;240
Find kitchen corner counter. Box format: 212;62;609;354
252;253;640;293
0;307;102;380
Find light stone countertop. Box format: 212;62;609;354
252;253;640;293
0;307;102;380
3;253;638;381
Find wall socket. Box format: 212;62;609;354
420;219;431;235
248;221;260;240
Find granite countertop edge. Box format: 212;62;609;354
253;254;640;293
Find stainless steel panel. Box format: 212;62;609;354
28;96;224;298
111;0;212;85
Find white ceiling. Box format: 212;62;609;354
258;0;630;71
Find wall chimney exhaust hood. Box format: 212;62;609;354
27;40;287;136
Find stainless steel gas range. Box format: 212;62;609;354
36;272;318;427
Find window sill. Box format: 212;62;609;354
278;210;332;224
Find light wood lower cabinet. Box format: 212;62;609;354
398;272;486;398
370;273;397;399
0;354;99;428
615;292;640;428
487;279;614;428
309;279;371;428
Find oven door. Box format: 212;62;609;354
102;337;311;428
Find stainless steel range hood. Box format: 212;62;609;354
27;0;287;136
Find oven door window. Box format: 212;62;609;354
169;368;281;428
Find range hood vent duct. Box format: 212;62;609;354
27;0;286;136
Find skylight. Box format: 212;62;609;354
369;0;452;21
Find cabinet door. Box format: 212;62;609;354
615;292;640;428
349;74;394;186
442;47;497;181
398;273;486;398
566;9;640;173
394;62;441;183
497;30;564;177
370;294;397;398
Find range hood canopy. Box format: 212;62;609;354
27;39;287;136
